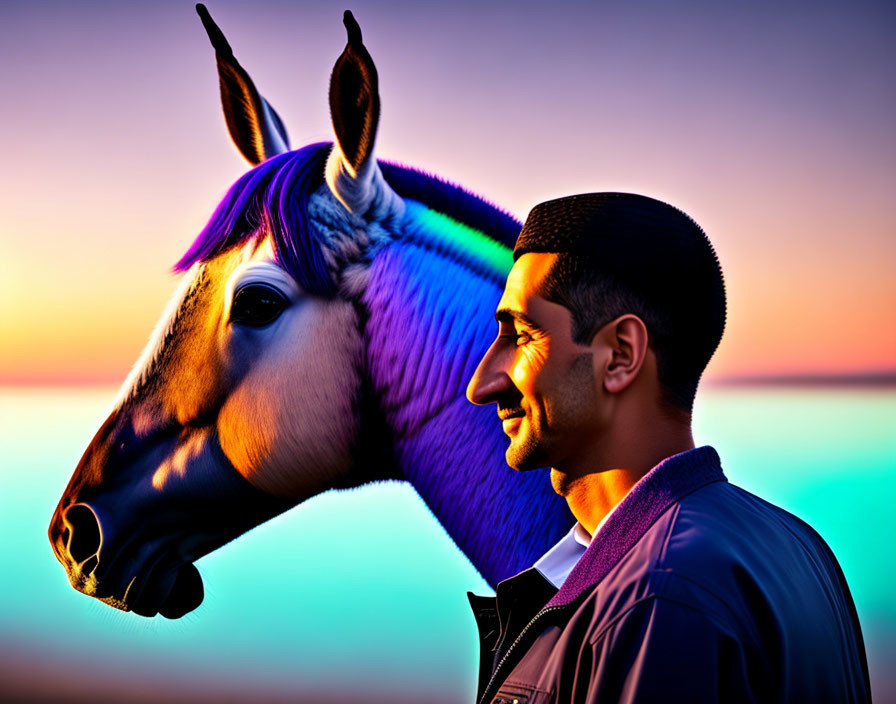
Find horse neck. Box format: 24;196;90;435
361;233;573;588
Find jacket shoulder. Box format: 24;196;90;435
660;482;847;601
578;481;857;643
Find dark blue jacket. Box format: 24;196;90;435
469;446;870;704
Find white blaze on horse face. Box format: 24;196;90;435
216;239;362;499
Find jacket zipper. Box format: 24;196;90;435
478;604;567;704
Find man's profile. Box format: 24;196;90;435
466;193;870;703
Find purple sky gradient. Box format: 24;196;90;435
1;0;894;382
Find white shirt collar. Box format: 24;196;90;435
532;501;622;589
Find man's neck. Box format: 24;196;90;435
552;426;695;537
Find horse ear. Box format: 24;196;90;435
329;11;379;176
196;3;290;165
326;11;402;218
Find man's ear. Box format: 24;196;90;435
592;314;649;394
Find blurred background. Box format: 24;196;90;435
1;1;893;702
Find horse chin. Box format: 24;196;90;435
157;563;204;618
101;563;204;619
157;563;204;619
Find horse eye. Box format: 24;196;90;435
230;284;288;327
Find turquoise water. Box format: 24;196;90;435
1;387;894;702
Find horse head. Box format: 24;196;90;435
49;6;572;619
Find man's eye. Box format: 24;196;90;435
230;284;288;327
498;329;532;346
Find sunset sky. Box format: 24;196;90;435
1;0;894;384
2;5;895;702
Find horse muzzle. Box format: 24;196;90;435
49;498;205;618
49;410;295;618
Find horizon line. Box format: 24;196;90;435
706;370;896;388
2;370;896;390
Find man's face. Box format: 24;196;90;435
466;253;601;471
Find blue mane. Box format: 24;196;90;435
380;161;521;249
360;205;572;585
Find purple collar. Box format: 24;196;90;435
545;445;726;608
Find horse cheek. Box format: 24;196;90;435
217;300;362;499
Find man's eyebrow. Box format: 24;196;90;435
495;307;544;330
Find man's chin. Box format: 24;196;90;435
505;440;546;472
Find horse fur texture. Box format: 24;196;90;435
168;140;572;583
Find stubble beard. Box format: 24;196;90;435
506;351;597;473
505;422;546;471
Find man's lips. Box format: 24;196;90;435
498;409;525;422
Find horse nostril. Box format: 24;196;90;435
65;504;102;564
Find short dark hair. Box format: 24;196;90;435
514;193;726;412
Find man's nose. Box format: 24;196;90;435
466;345;512;405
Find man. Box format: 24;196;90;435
465;193;870;704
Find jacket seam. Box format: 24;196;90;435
586;592;736;647
649;568;756;637
500;678;552;695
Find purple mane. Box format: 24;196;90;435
175;142;522;292
175;144;335;295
